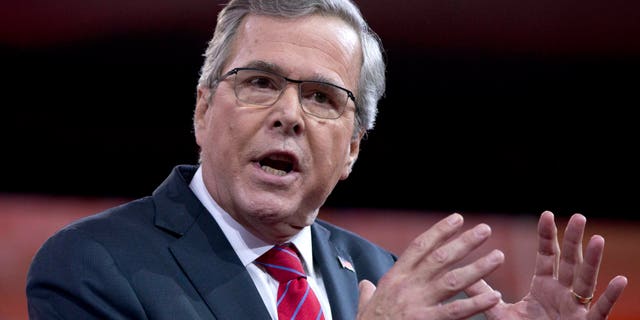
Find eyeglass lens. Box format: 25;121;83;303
233;69;348;119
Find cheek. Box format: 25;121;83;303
201;108;264;160
312;127;352;169
196;93;234;138
332;121;357;157
195;105;230;152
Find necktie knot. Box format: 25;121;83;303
257;244;306;283
256;243;325;319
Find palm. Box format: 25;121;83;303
466;212;627;320
485;275;589;320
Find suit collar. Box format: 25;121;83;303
168;213;271;319
152;165;271;319
152;165;201;236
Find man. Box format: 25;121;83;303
26;0;627;319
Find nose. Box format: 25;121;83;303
270;84;305;135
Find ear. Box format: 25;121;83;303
340;130;365;180
194;86;211;147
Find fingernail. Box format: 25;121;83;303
492;290;502;302
448;213;462;226
475;224;491;238
489;250;504;264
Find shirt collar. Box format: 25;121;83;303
188;166;316;275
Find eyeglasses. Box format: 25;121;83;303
217;67;356;119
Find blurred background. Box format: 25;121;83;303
1;0;639;319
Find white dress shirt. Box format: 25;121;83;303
189;166;333;320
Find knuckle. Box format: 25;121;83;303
428;247;448;264
409;237;430;251
442;270;461;291
442;300;464;319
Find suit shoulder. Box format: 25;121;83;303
33;196;156;260
314;219;397;260
62;196;154;234
28;196;161;286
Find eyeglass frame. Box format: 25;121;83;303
215;67;357;119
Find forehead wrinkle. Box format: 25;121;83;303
286;40;356;89
236;14;360;91
294;32;357;84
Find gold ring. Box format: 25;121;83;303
571;290;593;304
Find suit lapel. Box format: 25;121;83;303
154;166;271;319
169;213;270;320
312;223;359;319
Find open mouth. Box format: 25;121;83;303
258;153;297;176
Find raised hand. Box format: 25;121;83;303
466;211;628;320
357;213;504;319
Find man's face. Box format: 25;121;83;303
194;14;363;243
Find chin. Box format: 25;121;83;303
242;194;298;218
239;193;318;226
249;219;305;244
251;208;313;228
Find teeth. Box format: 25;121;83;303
261;165;287;176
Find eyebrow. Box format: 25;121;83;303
240;60;347;89
242;60;285;75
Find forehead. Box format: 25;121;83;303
225;14;362;89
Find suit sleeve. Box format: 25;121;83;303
26;227;147;320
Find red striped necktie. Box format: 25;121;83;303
256;243;325;320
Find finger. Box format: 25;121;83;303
465;279;494;297
534;211;560;277
587;276;628;320
572;235;604;300
394;213;464;272
431;290;502;320
357;279;376;312
428;249;504;302
558;213;586;287
418;223;493;274
465;279;505;319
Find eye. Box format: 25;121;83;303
246;75;279;90
301;82;341;109
310;91;330;104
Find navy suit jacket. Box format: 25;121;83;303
27;165;397;319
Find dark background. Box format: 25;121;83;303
2;0;639;218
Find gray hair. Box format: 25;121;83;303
197;0;386;135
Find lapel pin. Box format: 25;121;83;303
337;256;355;272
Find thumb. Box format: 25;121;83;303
358;279;376;312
